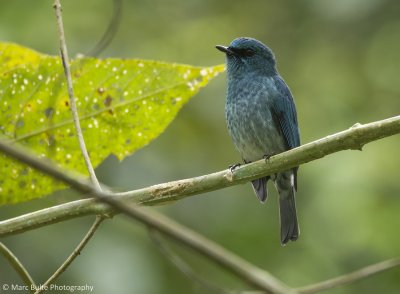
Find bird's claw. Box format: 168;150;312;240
229;163;241;172
263;154;275;161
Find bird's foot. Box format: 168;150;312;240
263;154;274;161
263;153;276;161
229;163;241;172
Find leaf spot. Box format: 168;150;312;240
16;119;24;129
44;107;54;119
103;95;112;107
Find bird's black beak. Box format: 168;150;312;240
216;45;234;55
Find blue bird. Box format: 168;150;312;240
216;37;301;245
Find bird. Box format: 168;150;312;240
216;37;301;245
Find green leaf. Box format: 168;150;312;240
0;42;225;205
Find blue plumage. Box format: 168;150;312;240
216;37;301;244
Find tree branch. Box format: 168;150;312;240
0;242;36;292
0;116;399;293
297;258;400;294
0;115;399;236
33;216;104;294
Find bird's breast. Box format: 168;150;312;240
225;76;286;161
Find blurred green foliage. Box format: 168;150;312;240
0;42;222;204
0;0;399;293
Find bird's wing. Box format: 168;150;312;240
270;76;301;190
270;76;300;150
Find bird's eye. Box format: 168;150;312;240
236;48;255;57
243;49;255;56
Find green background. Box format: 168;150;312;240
1;0;399;293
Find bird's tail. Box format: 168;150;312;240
275;171;299;245
251;176;269;203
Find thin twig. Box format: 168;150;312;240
149;229;232;294
0;242;36;292
33;216;104;294
53;0;101;191
87;0;122;57
297;258;400;294
37;4;107;293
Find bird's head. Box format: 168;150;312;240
216;37;277;77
